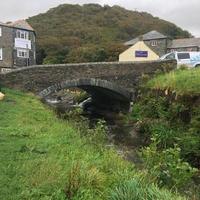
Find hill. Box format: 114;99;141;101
27;4;191;64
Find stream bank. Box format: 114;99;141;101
43;82;200;199
44;91;144;165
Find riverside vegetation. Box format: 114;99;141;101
0;68;199;199
0;88;185;200
131;67;200;199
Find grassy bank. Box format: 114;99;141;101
131;68;200;199
0;88;184;200
147;67;200;96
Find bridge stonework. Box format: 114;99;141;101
0;60;176;96
0;60;176;112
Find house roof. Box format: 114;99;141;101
169;38;200;49
0;20;34;32
124;30;167;46
142;30;168;40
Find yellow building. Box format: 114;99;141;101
119;41;159;62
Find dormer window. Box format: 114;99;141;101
16;30;29;40
151;40;158;46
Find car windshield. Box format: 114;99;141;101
165;53;175;59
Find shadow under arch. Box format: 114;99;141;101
39;78;132;113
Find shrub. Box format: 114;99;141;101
141;141;197;189
179;64;189;70
161;63;176;73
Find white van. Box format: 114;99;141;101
160;51;200;68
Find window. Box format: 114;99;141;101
0;48;2;60
177;53;190;60
17;49;29;58
0;27;2;37
151;40;158;46
16;30;29;40
166;53;175;60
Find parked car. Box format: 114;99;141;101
160;51;200;68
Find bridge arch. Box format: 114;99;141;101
39;78;132;112
0;60;176;112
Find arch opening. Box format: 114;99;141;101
39;78;132;114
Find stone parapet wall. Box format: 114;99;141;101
0;59;177;94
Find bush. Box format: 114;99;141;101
141;141;197;189
161;63;176;73
179;64;189;70
131;90;200;164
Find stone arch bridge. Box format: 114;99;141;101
0;60;176;112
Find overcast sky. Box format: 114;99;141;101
0;0;199;37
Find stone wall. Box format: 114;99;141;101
145;38;168;57
0;60;176;96
0;26;13;68
0;25;36;70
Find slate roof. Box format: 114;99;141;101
0;20;34;31
169;38;200;48
125;30;167;46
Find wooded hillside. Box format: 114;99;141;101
28;4;191;64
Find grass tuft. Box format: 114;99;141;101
147;68;200;96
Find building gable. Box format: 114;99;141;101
119;41;159;62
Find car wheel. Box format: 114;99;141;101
195;64;200;68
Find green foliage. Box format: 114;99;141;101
1;88;186;199
130;73;200;198
72;91;90;104
161;63;177;73
64;162;107;199
180;106;200;167
141;142;197;189
179;64;189;70
0;88;135;199
137;96;168;119
27;4;191;64
109;178;185;200
147;68;200;96
135;93;200;169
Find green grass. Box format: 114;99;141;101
147;68;200;96
109;179;184;200
0;88;185;199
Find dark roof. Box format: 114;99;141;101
0;20;34;31
169;38;200;49
124;38;139;46
142;30;167;40
125;30;167;46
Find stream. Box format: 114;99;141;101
44;92;144;165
